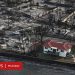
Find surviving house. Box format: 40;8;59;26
43;39;72;57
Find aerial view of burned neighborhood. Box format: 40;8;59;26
0;0;75;67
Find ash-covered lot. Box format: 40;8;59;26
0;0;75;55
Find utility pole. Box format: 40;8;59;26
64;21;67;33
57;0;62;21
8;14;10;27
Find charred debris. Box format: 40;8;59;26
0;0;75;59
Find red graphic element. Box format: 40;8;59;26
0;62;23;70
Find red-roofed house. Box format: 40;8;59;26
43;39;72;57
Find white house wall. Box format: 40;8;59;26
43;46;71;57
59;51;67;57
43;47;53;53
68;49;71;53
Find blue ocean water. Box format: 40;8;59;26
0;56;75;75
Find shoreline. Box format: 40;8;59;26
0;50;75;68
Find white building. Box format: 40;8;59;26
43;39;72;57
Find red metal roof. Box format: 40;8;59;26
43;39;72;50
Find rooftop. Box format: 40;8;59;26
43;39;72;50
